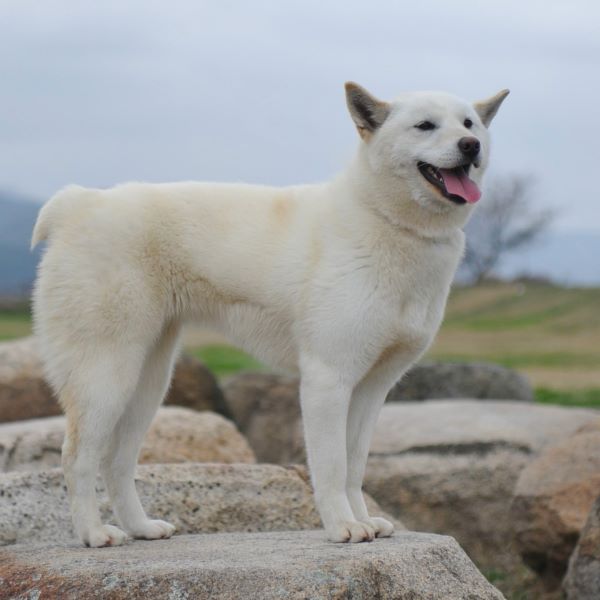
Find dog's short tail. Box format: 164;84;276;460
31;185;88;250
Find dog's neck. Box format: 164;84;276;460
333;146;473;241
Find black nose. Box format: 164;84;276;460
458;136;480;159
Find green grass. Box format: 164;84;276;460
433;352;600;369
482;568;507;585
445;283;600;332
431;281;600;390
535;387;600;409
446;301;583;331
190;344;264;379
481;567;534;600
0;307;32;341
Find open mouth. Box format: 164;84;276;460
417;162;481;204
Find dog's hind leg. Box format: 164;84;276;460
100;321;181;540
61;347;147;547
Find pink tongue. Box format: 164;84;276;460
439;169;481;203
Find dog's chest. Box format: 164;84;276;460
378;277;445;348
367;236;461;365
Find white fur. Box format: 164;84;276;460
31;84;507;546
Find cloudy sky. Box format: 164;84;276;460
1;0;599;234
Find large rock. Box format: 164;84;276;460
0;337;226;422
387;360;533;402
0;463;398;546
0;406;255;472
224;389;597;577
223;372;304;463
223;374;597;573
564;494;600;600
167;353;230;417
0;336;58;422
363;401;598;574
0;530;504;599
512;418;600;588
368;400;596;457
366;449;529;572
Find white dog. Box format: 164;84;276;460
31;82;508;547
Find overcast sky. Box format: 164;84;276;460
1;0;599;233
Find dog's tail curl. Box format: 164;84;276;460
31;185;88;249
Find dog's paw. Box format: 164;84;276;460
362;516;394;538
82;524;128;547
327;520;376;543
128;519;176;540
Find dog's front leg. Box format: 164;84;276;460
299;357;375;543
346;376;396;538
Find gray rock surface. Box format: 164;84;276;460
564;493;600;600
0;413;64;471
369;400;597;456
388;360;533;402
512;418;600;588
363;401;598;573
0;406;255;472
0;336;226;422
0;530;504;599
365;449;530;574
0;463;399;545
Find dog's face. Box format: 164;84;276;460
345;84;509;214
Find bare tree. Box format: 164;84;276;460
461;174;554;284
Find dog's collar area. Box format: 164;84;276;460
417;161;481;204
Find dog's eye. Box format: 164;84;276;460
464;118;473;129
415;121;436;131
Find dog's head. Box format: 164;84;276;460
345;83;508;217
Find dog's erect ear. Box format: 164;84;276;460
345;82;391;140
474;89;510;127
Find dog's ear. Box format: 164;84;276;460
474;89;510;127
345;82;391;140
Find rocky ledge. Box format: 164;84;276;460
1;530;504;599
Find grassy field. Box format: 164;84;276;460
430;281;600;391
0;303;32;341
191;345;264;379
2;281;599;407
429;281;600;408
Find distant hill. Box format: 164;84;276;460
429;280;600;390
0;192;42;294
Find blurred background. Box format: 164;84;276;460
1;0;599;405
